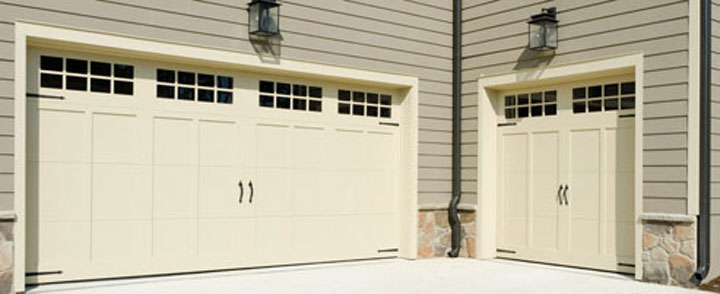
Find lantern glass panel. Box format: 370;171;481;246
263;4;279;34
545;22;558;49
529;22;545;49
249;4;260;33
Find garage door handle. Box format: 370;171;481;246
562;185;569;205
557;185;564;205
248;181;254;203
238;180;244;203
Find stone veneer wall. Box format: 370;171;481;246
642;219;696;288
417;209;476;258
0;216;13;294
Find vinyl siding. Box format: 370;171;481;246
709;0;720;280
0;0;455;210
462;0;691;214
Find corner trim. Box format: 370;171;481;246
688;0;701;216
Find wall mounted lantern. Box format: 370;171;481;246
527;7;558;51
248;0;280;37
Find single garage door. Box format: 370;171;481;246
496;76;636;273
25;48;402;283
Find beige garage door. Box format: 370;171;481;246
25;48;402;283
496;76;636;273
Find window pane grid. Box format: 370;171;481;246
156;69;233;104
572;81;635;114
39;55;135;96
504;90;557;119
338;89;392;118
259;80;322;112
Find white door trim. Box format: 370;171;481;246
14;21;419;292
475;53;644;279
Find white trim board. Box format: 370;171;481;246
475;53;645;280
688;0;700;216
13;21;420;292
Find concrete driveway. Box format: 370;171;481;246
27;258;708;294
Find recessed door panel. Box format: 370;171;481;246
568;129;601;255
530;131;560;251
500;133;529;248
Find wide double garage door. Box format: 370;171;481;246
495;76;636;273
25;48;402;283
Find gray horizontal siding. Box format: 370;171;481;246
0;0;455;209
462;0;691;213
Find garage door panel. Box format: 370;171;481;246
91;220;151;261
291;217;333;261
28;162;90;222
153;166;197;219
366;131;396;170
530;132;559;250
198;120;238;167
256;217;294;264
30;221;91;267
153;117;196;166
569;129;601;254
29;109;88;162
365;172;396;214
198;166;241;218
500;133;528;248
153;219;198;258
256;124;291;168
92;113;140;164
92;164;150;220
326;171;363;215
198;218;255;259
330;129;365;170
255;169;292;216
292;169;325;216
291;126;326;169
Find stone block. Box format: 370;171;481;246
0;241;11;272
0;271;11;294
669;254;695;287
0;223;11;242
673;224;694;241
643;232;658;250
643;261;669;284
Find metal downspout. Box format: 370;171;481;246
448;0;463;258
693;0;712;285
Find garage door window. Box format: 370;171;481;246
572;82;634;113
338;90;392;118
259;80;322;112
504;90;557;119
40;55;135;95
156;69;233;103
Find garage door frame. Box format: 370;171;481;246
474;53;644;279
12;21;420;292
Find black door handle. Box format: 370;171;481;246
562;184;569;205
238;180;244;203
248;181;254;203
557;185;564;205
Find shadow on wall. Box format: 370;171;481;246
250;34;282;64
513;48;555;76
